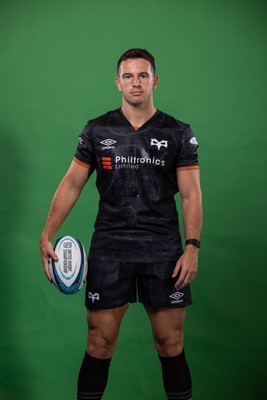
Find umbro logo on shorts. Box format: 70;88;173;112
169;291;184;304
150;138;168;150
88;292;100;303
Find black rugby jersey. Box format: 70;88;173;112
74;108;199;262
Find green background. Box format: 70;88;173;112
0;0;266;399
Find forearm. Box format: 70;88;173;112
40;160;92;244
40;178;82;242
182;191;202;242
40;161;92;280
173;189;202;288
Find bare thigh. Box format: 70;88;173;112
145;306;186;357
86;303;128;358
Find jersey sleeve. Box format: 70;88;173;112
73;121;97;168
176;126;199;171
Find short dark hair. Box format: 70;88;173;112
117;48;156;75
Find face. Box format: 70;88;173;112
115;58;159;107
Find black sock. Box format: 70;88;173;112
77;352;111;400
159;349;192;400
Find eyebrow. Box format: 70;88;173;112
121;72;150;77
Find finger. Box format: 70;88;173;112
50;250;58;262
172;261;182;278
40;240;56;282
41;252;54;281
177;272;190;289
174;269;187;289
42;258;52;281
177;268;197;289
45;242;58;262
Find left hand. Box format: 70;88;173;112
172;246;199;289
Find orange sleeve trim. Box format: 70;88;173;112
176;165;200;171
73;156;92;169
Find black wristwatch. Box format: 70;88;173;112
185;239;201;249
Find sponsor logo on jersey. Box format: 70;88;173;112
79;136;84;145
190;137;198;145
102;157;112;170
150;138;168;150
101;155;165;170
114;155;165;169
88;292;100;303
169;291;184;304
101;139;117;149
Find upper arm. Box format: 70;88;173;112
176;168;201;201
62;159;95;192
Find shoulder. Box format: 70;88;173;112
156;111;196;145
78;109;120;141
85;109;120;129
157;110;191;131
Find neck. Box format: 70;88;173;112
121;101;157;129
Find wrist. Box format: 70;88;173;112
184;244;200;254
40;231;52;244
185;239;200;249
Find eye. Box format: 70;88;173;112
139;73;149;79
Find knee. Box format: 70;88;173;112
87;330;117;359
153;331;184;357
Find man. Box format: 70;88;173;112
40;48;202;400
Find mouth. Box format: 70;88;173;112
131;91;143;95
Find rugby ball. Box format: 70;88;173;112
49;236;88;295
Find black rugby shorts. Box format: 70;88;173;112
85;257;192;310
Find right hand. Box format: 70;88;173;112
40;236;58;281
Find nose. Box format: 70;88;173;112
132;76;141;86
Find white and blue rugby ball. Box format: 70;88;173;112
49;236;88;295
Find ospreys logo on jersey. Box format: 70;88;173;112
150;138;168;150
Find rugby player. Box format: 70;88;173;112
40;48;203;400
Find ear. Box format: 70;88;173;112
115;76;122;92
153;74;160;89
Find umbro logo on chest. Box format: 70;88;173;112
101;139;117;150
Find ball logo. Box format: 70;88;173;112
50;236;88;295
62;242;73;275
57;238;79;284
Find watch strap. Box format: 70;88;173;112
185;239;200;249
